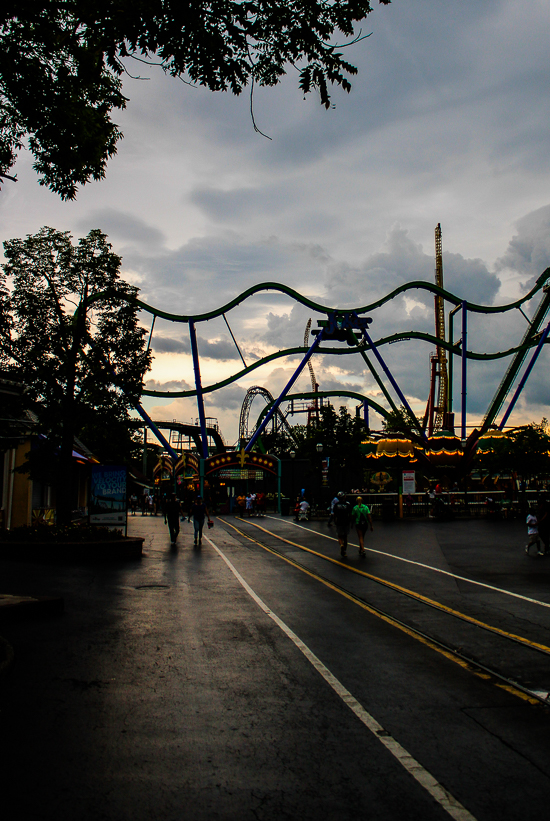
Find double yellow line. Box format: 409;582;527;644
219;517;549;705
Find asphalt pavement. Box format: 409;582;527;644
1;512;549;820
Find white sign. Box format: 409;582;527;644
402;471;416;494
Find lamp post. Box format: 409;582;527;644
316;442;327;505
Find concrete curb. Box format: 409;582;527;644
0;537;144;562
0;594;65;622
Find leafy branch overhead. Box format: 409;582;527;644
0;1;390;198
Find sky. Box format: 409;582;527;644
2;0;550;445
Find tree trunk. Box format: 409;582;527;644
56;291;87;525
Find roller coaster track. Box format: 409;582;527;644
254;390;388;425
482;286;550;429
84;271;550;432
88;270;550;324
238;386;298;445
141;330;549;400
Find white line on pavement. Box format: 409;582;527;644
266;517;550;610
207;534;478;821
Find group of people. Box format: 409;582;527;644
235;492;266;517
160;487;549;561
129;492;157;516
164;494;213;546
329;492;373;558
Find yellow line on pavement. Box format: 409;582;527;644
219;517;541;706
224;518;550;657
208;532;480;821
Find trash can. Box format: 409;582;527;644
281;498;291;516
381;499;395;521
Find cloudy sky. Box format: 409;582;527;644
2;0;550;444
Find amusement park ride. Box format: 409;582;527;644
424;223;451;436
89;225;550;485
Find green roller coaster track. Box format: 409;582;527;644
88;267;550;324
84;268;550;442
140;329;548;400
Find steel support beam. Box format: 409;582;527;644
499;320;550;429
362;329;426;441
461;302;467;440
245;330;325;452
133;402;179;462
189;320;209;459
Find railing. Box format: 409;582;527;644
340;491;543;520
276;490;545;520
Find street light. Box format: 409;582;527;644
316;443;324;504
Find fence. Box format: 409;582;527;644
331;491;542;520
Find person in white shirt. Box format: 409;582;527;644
525;513;541;556
328;495;339;526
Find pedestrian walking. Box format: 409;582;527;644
191;495;212;546
351;496;373;556
525;511;541;556
160;493;168;523
327;494;339;526
536;497;549;555
141;489;148;516
165;493;183;544
333;491;351;558
256;491;266;516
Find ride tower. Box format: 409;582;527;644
424;224;453;435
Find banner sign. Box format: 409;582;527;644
204;452;278;476
90;465;127;526
217;469;264;480
402;470;416;495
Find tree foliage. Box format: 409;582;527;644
262;403;366;489
1;1;390;198
382;404;422;440
472;421;550;482
507;421;550;481
0;226;151;468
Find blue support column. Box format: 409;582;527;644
133;402;179;462
499;320;550;429
245;330;325;453
277;459;282;514
87;335;179;463
199;458;205;498
362;329;426;441
448;305;461;414
364;402;369;430
189;320;209;459
461;301;467;440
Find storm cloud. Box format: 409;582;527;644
2;0;550;441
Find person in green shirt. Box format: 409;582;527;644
351;496;373;556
